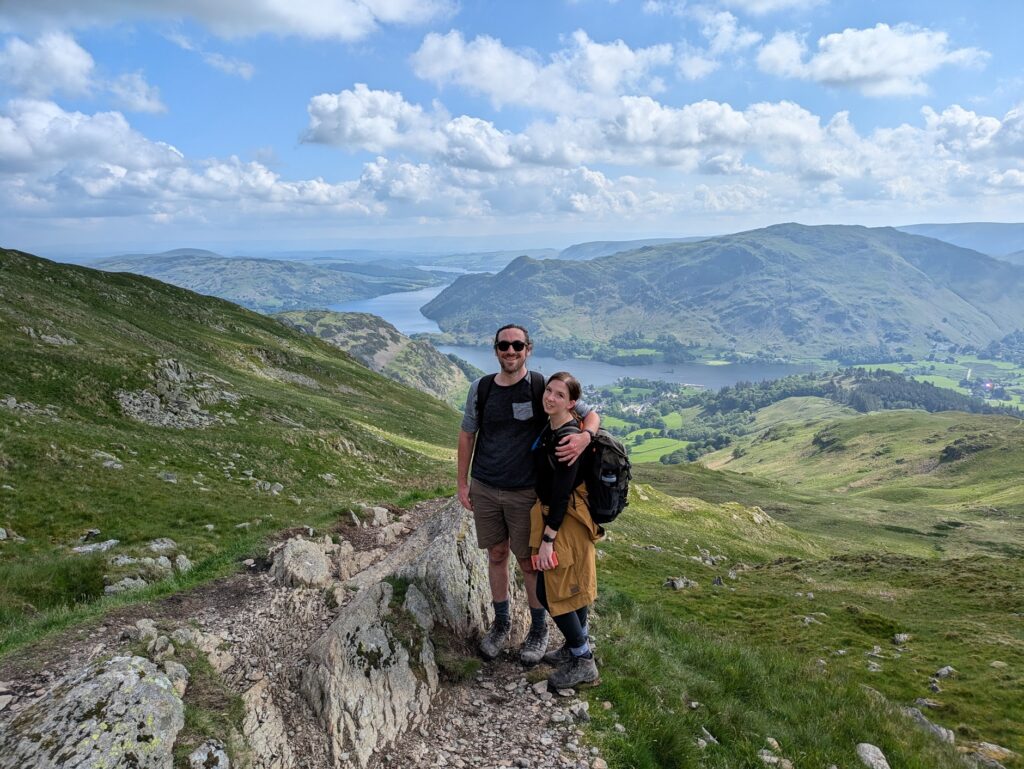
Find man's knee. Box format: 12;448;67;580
517;555;537;575
486;541;510;565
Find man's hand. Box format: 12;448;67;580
458;482;473;511
555;430;592;465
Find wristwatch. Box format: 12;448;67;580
542;533;556;543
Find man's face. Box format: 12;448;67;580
494;328;530;375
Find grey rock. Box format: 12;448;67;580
105;576;148;595
147;635;175;661
404;583;435;631
0;655;183;769
368;506;391;527
269;482;284;495
935;665;957;679
175;554;193;573
902;706;955;743
893;633;911;645
663;576;699;590
110;555;139;567
80;528;102;541
271;538;332;588
242;679;294;768
159;472;177;483
149;538;177;553
163;660;190;697
856;743;892;769
73;538;119;554
189;740;230;769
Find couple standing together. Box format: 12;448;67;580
457;324;603;688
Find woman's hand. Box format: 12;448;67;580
536;540;557;571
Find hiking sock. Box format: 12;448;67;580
529;607;547;633
570;643;592;658
493;599;510;629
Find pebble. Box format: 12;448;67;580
613;723;626;733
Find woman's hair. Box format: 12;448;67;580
547;371;581;402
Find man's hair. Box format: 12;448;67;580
493;323;531;347
546;371;581;402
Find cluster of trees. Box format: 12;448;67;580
537;332;696;365
843;370;1017;414
824;344;914;365
979;330;1024;366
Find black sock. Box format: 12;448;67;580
493;599;510;628
529;607;547;633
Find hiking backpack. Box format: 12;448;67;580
582;429;631;525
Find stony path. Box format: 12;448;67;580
378;655;604;769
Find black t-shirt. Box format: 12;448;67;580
534;421;588;530
470;375;542;489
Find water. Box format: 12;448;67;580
329;284;447;335
329;285;814;387
436;345;813;388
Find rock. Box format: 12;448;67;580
0;656;183;769
902;706;954;743
893;633;911;645
242;678;294;768
663;576;699;590
163;660;190;697
929;679;942;693
189;740;230;769
73;538;119;554
204;524;215;531
934;665;957;679
914;697;941;708
0;694;12;712
175;553;193;573
269;482;284;495
867;661;882;672
765;737;781;752
989;660;1007;669
803;616;821;626
105;576;148;595
271;537;333;588
170;627;203;647
147;635;176;661
79;528;102;542
961;741;1017;768
131;618;159;642
712;576;724;586
570;702;590;722
368;506;391;526
700;726;719;745
110;555;139;566
302;582;438;768
159;471;178;483
321;472;338;486
404;583;435;632
856;743;892;769
149;537;177;552
613;723;626;733
592;760;608;769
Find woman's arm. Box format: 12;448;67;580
537;425;582;570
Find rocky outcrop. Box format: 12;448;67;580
271;538;333;588
0;655;183;769
117;358;238;429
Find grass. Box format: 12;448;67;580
627;437;690;463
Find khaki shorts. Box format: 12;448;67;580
470;479;537;560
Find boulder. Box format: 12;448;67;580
271;538;332;588
105;576;148;595
73;539;119;554
856;743;892;769
902;706;954;744
242;678;294;769
0;656;183;769
664;576;699;590
188;740;230;769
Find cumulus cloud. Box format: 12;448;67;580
411;29;672;113
0;32;94;98
719;0;822;13
1;0;453;42
757;23;988;96
304;84;444;153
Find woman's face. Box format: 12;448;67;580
543;379;576;415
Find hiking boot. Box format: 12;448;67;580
542;643;572;666
479;620;511;661
548;653;599;689
519;624;550;666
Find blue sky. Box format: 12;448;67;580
1;0;1022;256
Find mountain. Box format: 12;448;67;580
94;250;445;313
0;246;459;647
897;222;1024;260
558;237;706;261
422;223;1024;357
276;310;470;406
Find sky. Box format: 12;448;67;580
1;0;1022;257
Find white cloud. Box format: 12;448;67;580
698;10;761;56
167;33;254;79
1;0;454;42
0;32;94;98
304;84;444;153
758;23;988;97
109;72;167;113
720;0;822;13
411;29;672;113
639;8;760;82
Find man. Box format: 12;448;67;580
457;324;599;664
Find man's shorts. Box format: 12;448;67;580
469;479;537;560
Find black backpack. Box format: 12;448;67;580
582;429;631;525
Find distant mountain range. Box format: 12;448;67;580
94;250;445;313
558;237;706;261
422;223;1024;357
896;222;1024;262
276;311;470;405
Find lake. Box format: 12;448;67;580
332;285;815;388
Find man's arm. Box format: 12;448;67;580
555;409;600;465
457;429;476;510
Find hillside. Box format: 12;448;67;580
558;237;703;260
898;222;1024;261
276;310;470;406
0;247;460;650
95;250;445;313
422;223;1024;357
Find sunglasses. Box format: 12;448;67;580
495;340;527;352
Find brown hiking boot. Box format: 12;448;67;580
548;653;599;688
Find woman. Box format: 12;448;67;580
531;371;603;688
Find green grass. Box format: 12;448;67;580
627;437;690;463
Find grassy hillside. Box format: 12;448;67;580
95;250;444;313
423;223;1024;357
0;248;460;652
276;310;471;406
897;222;1024;261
